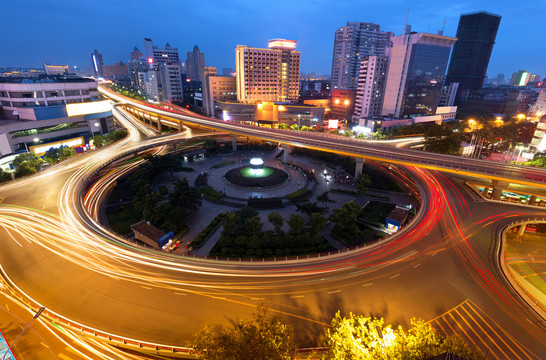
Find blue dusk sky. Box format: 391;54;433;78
2;0;545;78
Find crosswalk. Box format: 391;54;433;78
428;299;540;360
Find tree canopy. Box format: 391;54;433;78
190;305;296;360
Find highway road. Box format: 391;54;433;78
100;86;546;189
1;97;546;358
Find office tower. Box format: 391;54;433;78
353;55;389;120
438;82;459;107
186;45;205;81
157;63;183;101
143;70;160;102
43;64;70;76
445;12;501;100
330;22;393;90
201;68;237;116
510;70;532;86
381;27;456;118
143;38;180;68
236;39;300;103
131;47;143;61
89;49;104;78
128;59;148;90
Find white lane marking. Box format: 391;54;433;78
362;283;373;287
174;292;187;296
251;298;265;300
328;290;341;294
390;274;400;279
290;295;304;299
413;263;421;268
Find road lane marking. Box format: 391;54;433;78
465;302;526;360
58;354;74;360
290;295;304;299
447;313;481;353
140;286;152;290
413;263;421;268
174;292;187;296
251;298;265;300
390;274;400;279
362;283;373;287
5;304;9;311
327;290;341;294
40;342;49;349
431;252;438;257
458;307;502;360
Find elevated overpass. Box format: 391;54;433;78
100;86;546;191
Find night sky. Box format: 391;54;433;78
3;0;545;78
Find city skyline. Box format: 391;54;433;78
2;0;545;78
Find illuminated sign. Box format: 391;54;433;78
268;39;297;50
30;136;85;156
66;100;111;117
328;120;339;129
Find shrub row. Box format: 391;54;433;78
286;188;311;201
192;213;227;248
247;197;283;209
200;186;224;201
211;161;235;169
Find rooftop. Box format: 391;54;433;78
0;75;96;84
130;220;166;241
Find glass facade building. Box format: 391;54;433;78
445;12;501;99
402;44;452;117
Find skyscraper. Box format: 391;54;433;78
143;38;180;68
235;39;300;103
131;46;143;61
142;38;183;101
186;45;205;81
89;49;104;78
381;27;456;118
330;22;393;90
353;55;389;120
445;11;501;99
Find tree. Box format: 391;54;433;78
287;214;306;234
424;134;461;155
308;213;327;232
317;191;334;205
296;201;327;216
268;211;284;234
290;124;299;130
278;123;289;130
169;178;202;215
0;168;13;183
204;139;221;153
323;312;482;360
43;147;61;164
91;135;107;147
356;173;371;194
58;146;76;161
12;152;43;172
14;162;38;178
190;305;296;360
329;201;362;239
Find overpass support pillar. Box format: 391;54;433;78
518;223;527;236
355;158;365;179
491;180;509;201
483;187;490;199
156;117;163;132
281;144;290;163
529;195;537;206
232;136;237;152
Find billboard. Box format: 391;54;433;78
29;137;85;156
328;119;339;129
66;100;111;117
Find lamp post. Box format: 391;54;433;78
516;145;525;163
297;114;301;129
90;122;100;138
2;307;45;360
344;99;350;124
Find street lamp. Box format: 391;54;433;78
516;145;525;163
90;122;100;138
297;114;301;129
343;99;350;123
2;307;45;360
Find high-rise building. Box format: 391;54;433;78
353;55;389;120
438;82;459;107
131;46;143;61
381;27;456;118
236;39;300;103
201;67;237;117
143;38;180;68
159;63;183;101
445;12;501;100
510;70;532;86
330;22;393;90
186;45;205;81
531;115;546;152
89;50;104;78
128;59;148;90
529;91;546;117
143;70;160;102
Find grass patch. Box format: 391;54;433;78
286;188;311;202
211;161;235;169
201;186;224;201
106;205;140;235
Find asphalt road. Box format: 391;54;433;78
1;104;546;359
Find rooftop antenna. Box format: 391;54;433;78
442;17;446;33
427;13;432;33
403;9;411;39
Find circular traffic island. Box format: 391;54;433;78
225;158;289;188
